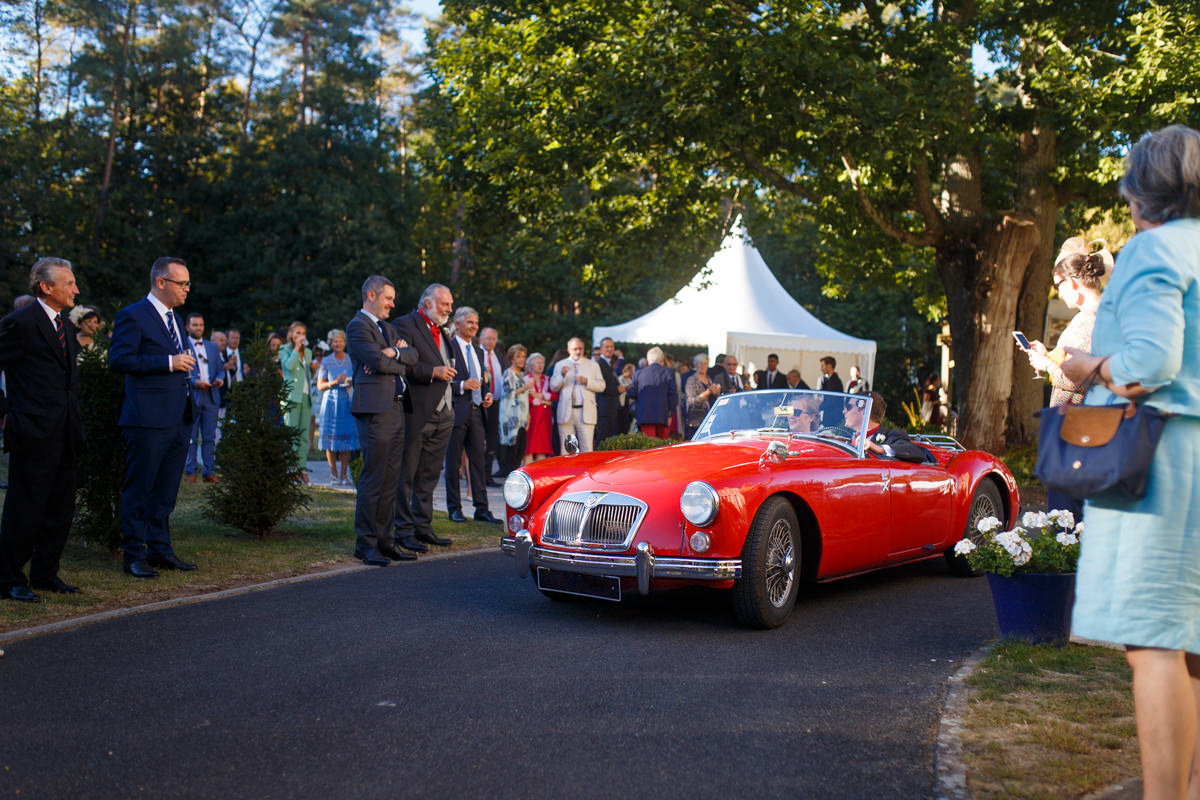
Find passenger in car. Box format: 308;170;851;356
843;393;928;463
786;394;821;434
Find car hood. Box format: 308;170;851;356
582;439;770;488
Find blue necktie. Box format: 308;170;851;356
165;312;181;353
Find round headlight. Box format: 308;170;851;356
680;481;719;527
503;470;534;511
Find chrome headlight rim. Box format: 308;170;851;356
503;470;534;511
680;481;719;527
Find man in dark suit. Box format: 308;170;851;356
0;257;86;601
478;326;506;484
444;308;499;524
392;283;458;552
754;353;788;390
346;275;418;566
183;313;225;483
109;256;200;578
593;336;621;447
709;353;746;394
843;393;928;463
817;355;844;424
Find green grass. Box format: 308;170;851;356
962;641;1138;799
0;474;501;635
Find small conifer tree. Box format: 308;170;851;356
202;330;308;537
75;338;127;554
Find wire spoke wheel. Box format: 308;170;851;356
764;519;795;607
733;496;801;628
947;481;1004;577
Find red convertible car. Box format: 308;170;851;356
500;389;1019;628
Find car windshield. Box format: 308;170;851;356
692;389;875;449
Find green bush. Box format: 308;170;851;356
202;331;308;537
598;431;673;451
1002;442;1039;487
74;339;127;554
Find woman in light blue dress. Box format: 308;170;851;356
316;329;360;485
1061;125;1200;799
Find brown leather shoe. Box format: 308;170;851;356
203;474;219;483
186;473;198;483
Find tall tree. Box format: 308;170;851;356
430;0;1200;450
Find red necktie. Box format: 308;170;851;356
55;317;66;355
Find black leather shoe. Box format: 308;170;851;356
485;479;502;488
417;531;453;546
5;585;40;602
360;549;390;567
448;509;468;523
396;536;429;553
148;553;197;571
379;544;418;562
31;577;80;594
123;560;159;579
474;511;502;525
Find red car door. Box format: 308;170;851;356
882;459;957;558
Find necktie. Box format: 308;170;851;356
54;316;66;355
466;343;482;405
165;312;181;353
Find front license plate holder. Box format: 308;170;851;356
536;568;621;602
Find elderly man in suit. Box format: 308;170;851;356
625;346;678;439
392;283;458;552
109;256;200;578
444;308;499;524
183;312;225;483
346;275;418;566
550;337;605;452
0;257;86;601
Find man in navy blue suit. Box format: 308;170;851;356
443;306;499;524
0;257;86;601
183;312;225;483
109;257;200;578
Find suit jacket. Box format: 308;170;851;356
865;425;928;463
595;355;620;416
346;310;416;415
392;309;453;423
186;338;226;408
449;336;488;426
708;365;745;395
625;363;678;426
549;356;605;424
754;369;787;390
0;302;84;456
109;297;195;428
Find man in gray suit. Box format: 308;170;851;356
346;275;418;566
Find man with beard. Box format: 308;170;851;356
392;284;457;552
549;337;605;452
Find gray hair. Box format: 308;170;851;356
150;256;185;283
418;283;450;311
29;257;72;295
646;346;664;364
453;306;478;325
327;328;346;343
692;353;708;368
12;294;35;310
527;352;545;368
361;275;393;303
1120;124;1200;223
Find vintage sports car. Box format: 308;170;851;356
500;389;1019;628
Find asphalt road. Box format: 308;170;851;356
0;550;996;799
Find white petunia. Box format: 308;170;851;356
1022;511;1049;529
1048;509;1075;530
1056;531;1079;546
1012;540;1033;566
954;540;978;556
1074;521;1085;536
976;516;1003;534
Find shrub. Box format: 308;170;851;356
74;339;127;554
598;431;673;451
955;510;1082;577
202;331;308;537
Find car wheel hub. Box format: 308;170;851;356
765;519;795;608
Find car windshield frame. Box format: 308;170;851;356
692;389;875;456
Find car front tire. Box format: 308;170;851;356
733;496;800;629
946;480;1004;577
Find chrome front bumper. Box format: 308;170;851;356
500;531;742;595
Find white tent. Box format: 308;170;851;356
592;220;876;387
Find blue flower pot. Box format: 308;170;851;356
986;572;1076;646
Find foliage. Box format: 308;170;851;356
597;431;672;451
1000;442;1040;488
349;455;363;486
202;331;308;537
957;510;1081;577
73;338;126;553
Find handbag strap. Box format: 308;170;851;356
1077;357;1109;394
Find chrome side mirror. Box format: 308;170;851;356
759;440;788;466
564;434;580;456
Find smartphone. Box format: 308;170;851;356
1012;331;1031;351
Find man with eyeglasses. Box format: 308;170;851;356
109;256;201;578
842;392;927;463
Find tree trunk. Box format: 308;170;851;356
940;213;1041;453
95;0;137;241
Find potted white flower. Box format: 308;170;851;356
954;510;1082;644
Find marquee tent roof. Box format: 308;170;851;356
592;220;876;385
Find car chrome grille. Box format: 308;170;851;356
543;492;648;551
